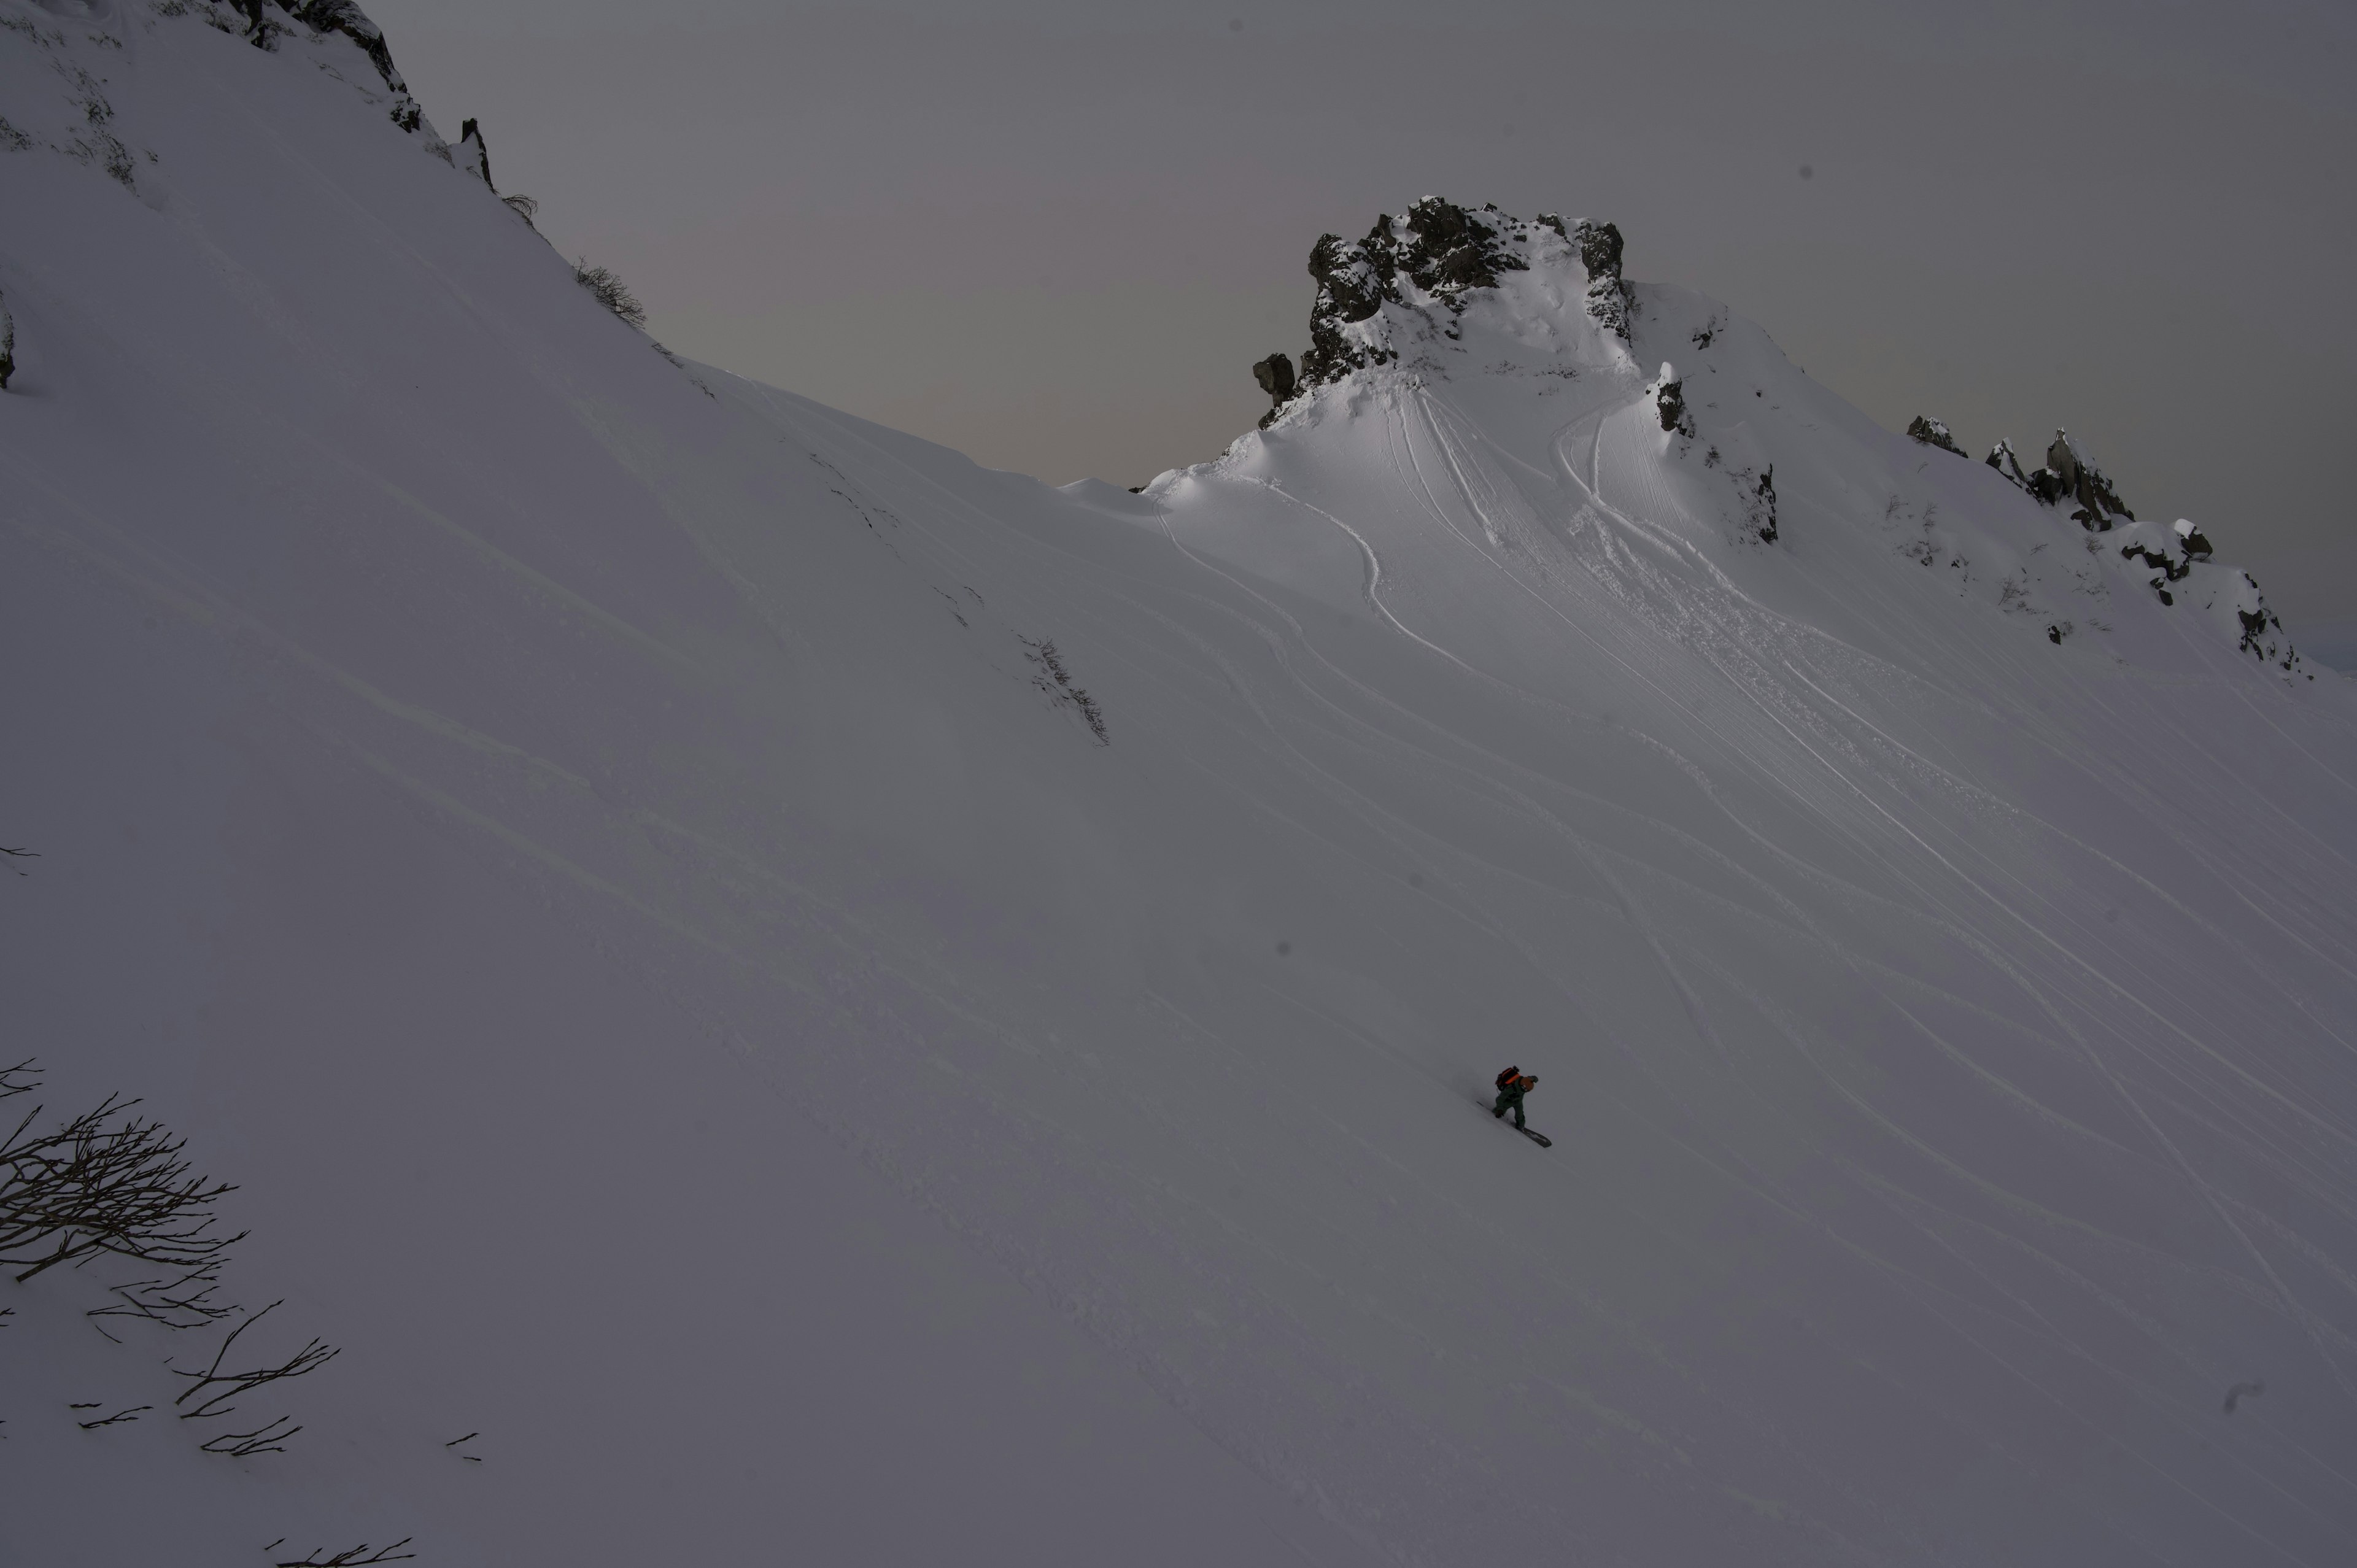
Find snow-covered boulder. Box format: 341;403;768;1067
1650;360;1692;437
1906;414;1967;455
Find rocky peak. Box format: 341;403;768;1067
1294;199;1632;392
1906;415;1967;457
2022;428;2134;529
1986;438;2032;489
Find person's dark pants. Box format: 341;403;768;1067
1493;1087;1526;1128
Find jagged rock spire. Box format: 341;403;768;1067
1906;416;1966;457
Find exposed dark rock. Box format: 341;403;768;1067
1906;415;1966;457
1252;352;1296;427
1650;363;1692;438
1986;439;2032;490
457;117;492;187
2176;520;2213;560
2023;428;2134;530
1300;198;1532;387
0;295;13;392
1754;465;1778;543
2048;624;2067;644
1573;218;1630;341
225;2;421;131
2119;539;2191;585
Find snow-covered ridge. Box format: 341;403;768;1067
1236;196;2303;678
0;1;422;210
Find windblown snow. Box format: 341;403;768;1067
6;7;2357;1566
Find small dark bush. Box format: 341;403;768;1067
572;260;646;330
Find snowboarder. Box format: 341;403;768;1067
1493;1067;1537;1129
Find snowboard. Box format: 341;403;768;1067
1478;1099;1551;1147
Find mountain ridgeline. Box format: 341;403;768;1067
1242;197;2300;674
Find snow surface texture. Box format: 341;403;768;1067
6;7;2357;1565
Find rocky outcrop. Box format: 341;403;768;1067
1986;439;2032;490
457;118;493;187
1252;352;1296;427
1906;415;1966;457
2175;519;2213;560
1649;362;1692;438
1292;200;1636;388
224;1;422;131
1571;219;1631;341
2018;429;2134;529
1301;199;1535;386
1;294;14;392
1752;465;1778;544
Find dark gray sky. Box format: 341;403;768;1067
367;0;2357;656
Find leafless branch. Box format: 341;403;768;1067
271;1538;416;1566
88;1262;237;1334
201;1413;301;1456
169;1301;337;1424
76;1403;152;1429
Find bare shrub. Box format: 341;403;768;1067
269;1540;416;1567
1021;637;1108;744
572;260;646;330
169;1299;338;1453
0;1063;244;1284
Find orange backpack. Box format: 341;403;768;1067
1496;1067;1520;1091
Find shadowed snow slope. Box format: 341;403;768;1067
6;9;2357;1566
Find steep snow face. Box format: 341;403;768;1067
7;16;2357;1568
1238;199;2304;679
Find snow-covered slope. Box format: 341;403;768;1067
6;7;2357;1565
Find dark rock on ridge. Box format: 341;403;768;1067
1986;439;2032;490
1573;219;1631;341
1651;363;1692;437
1302;198;1533;385
457;117;492;187
1906;415;1966;457
2014;428;2133;529
1296;199;1636;387
1252;352;1296;427
223;1;420;131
